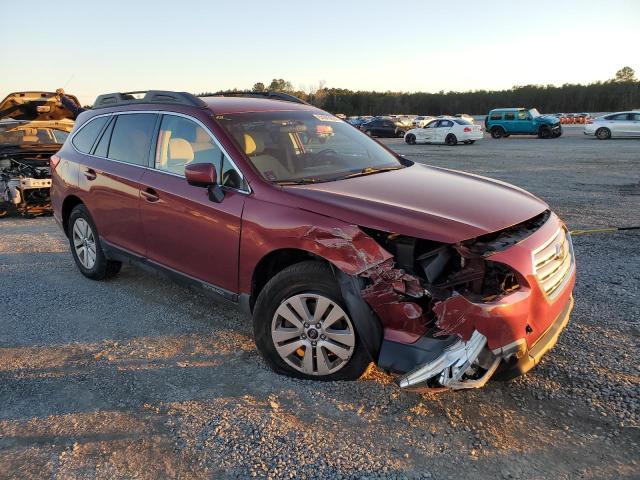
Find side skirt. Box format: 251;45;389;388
100;238;241;306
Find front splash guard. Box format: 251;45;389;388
397;330;500;390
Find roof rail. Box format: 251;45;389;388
93;90;208;109
208;91;309;105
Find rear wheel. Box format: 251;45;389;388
253;261;370;381
405;134;416;145
396;130;406;138
490;127;504;139
596;127;611;140
445;134;457;146
68;204;122;280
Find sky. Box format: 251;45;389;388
1;0;638;106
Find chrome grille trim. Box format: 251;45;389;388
532;227;574;300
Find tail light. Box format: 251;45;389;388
464;127;472;132
50;154;61;170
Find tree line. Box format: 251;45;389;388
201;67;639;116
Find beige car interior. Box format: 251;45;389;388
238;131;293;181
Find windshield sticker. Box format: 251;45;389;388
313;114;340;123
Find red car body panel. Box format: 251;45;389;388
51;96;576;383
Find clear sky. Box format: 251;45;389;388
1;0;638;105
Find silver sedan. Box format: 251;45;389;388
584;111;640;139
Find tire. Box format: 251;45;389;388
468;140;475;144
596;127;611;140
538;125;551;139
68;204;122;280
253;261;370;381
490;127;504;139
396;130;406;138
445;134;457;146
405;134;416;145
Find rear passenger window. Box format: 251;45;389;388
108;114;157;166
490;112;502;120
504;112;515;120
72;116;108;153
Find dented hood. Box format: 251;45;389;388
283;163;548;243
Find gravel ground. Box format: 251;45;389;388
1;127;638;479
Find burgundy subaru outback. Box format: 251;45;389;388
51;90;576;390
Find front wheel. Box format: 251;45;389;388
253;261;370;381
596;127;611;140
68;204;122;280
538;125;551;139
405;133;416;145
445;133;457;146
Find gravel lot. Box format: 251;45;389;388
1;126;638;479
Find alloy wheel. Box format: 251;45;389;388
72;218;97;269
271;293;355;376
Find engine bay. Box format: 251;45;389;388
0;153;53;216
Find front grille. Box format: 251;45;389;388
532;227;574;299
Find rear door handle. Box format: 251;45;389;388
140;188;160;202
83;168;97;181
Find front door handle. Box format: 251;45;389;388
83;168;97;181
141;188;160;202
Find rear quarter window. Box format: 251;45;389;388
71;116;109;153
490;112;502;120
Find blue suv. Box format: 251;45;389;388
485;108;562;139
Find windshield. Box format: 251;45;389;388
529;108;541;118
215;110;403;183
0;124;70;146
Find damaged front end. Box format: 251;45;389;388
334;209;575;391
0;152;53;216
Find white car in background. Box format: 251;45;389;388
584;111;640;139
404;117;483;145
412;115;435;128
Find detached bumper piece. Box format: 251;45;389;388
397;331;500;390
396;295;574;390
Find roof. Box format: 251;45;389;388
489;107;527;112
201;96;317;115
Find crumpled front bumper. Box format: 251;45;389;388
397;294;574;390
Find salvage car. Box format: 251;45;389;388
583;111;640;139
0;91;80;216
52;90;576;390
404;118;484;145
485;107;562;139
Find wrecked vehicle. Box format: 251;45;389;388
52;90;575;390
0;91;80;216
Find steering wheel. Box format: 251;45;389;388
315;148;339;159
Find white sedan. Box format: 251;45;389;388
404;118;483;145
584;111;640;139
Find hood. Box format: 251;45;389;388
0;91;80;122
534;115;560;125
282;164;548;243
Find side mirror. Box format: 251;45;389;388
184;163;224;203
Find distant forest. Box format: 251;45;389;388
202;67;640;116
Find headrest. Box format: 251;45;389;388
241;132;265;156
168;138;194;162
22;135;39;142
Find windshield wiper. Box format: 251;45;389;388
276;177;320;185
341;166;403;179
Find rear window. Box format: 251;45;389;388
72;116;109;153
453;119;472;125
605;113;628;120
107;113;157;166
490;112;502;120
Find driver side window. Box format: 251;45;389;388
155;115;247;190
